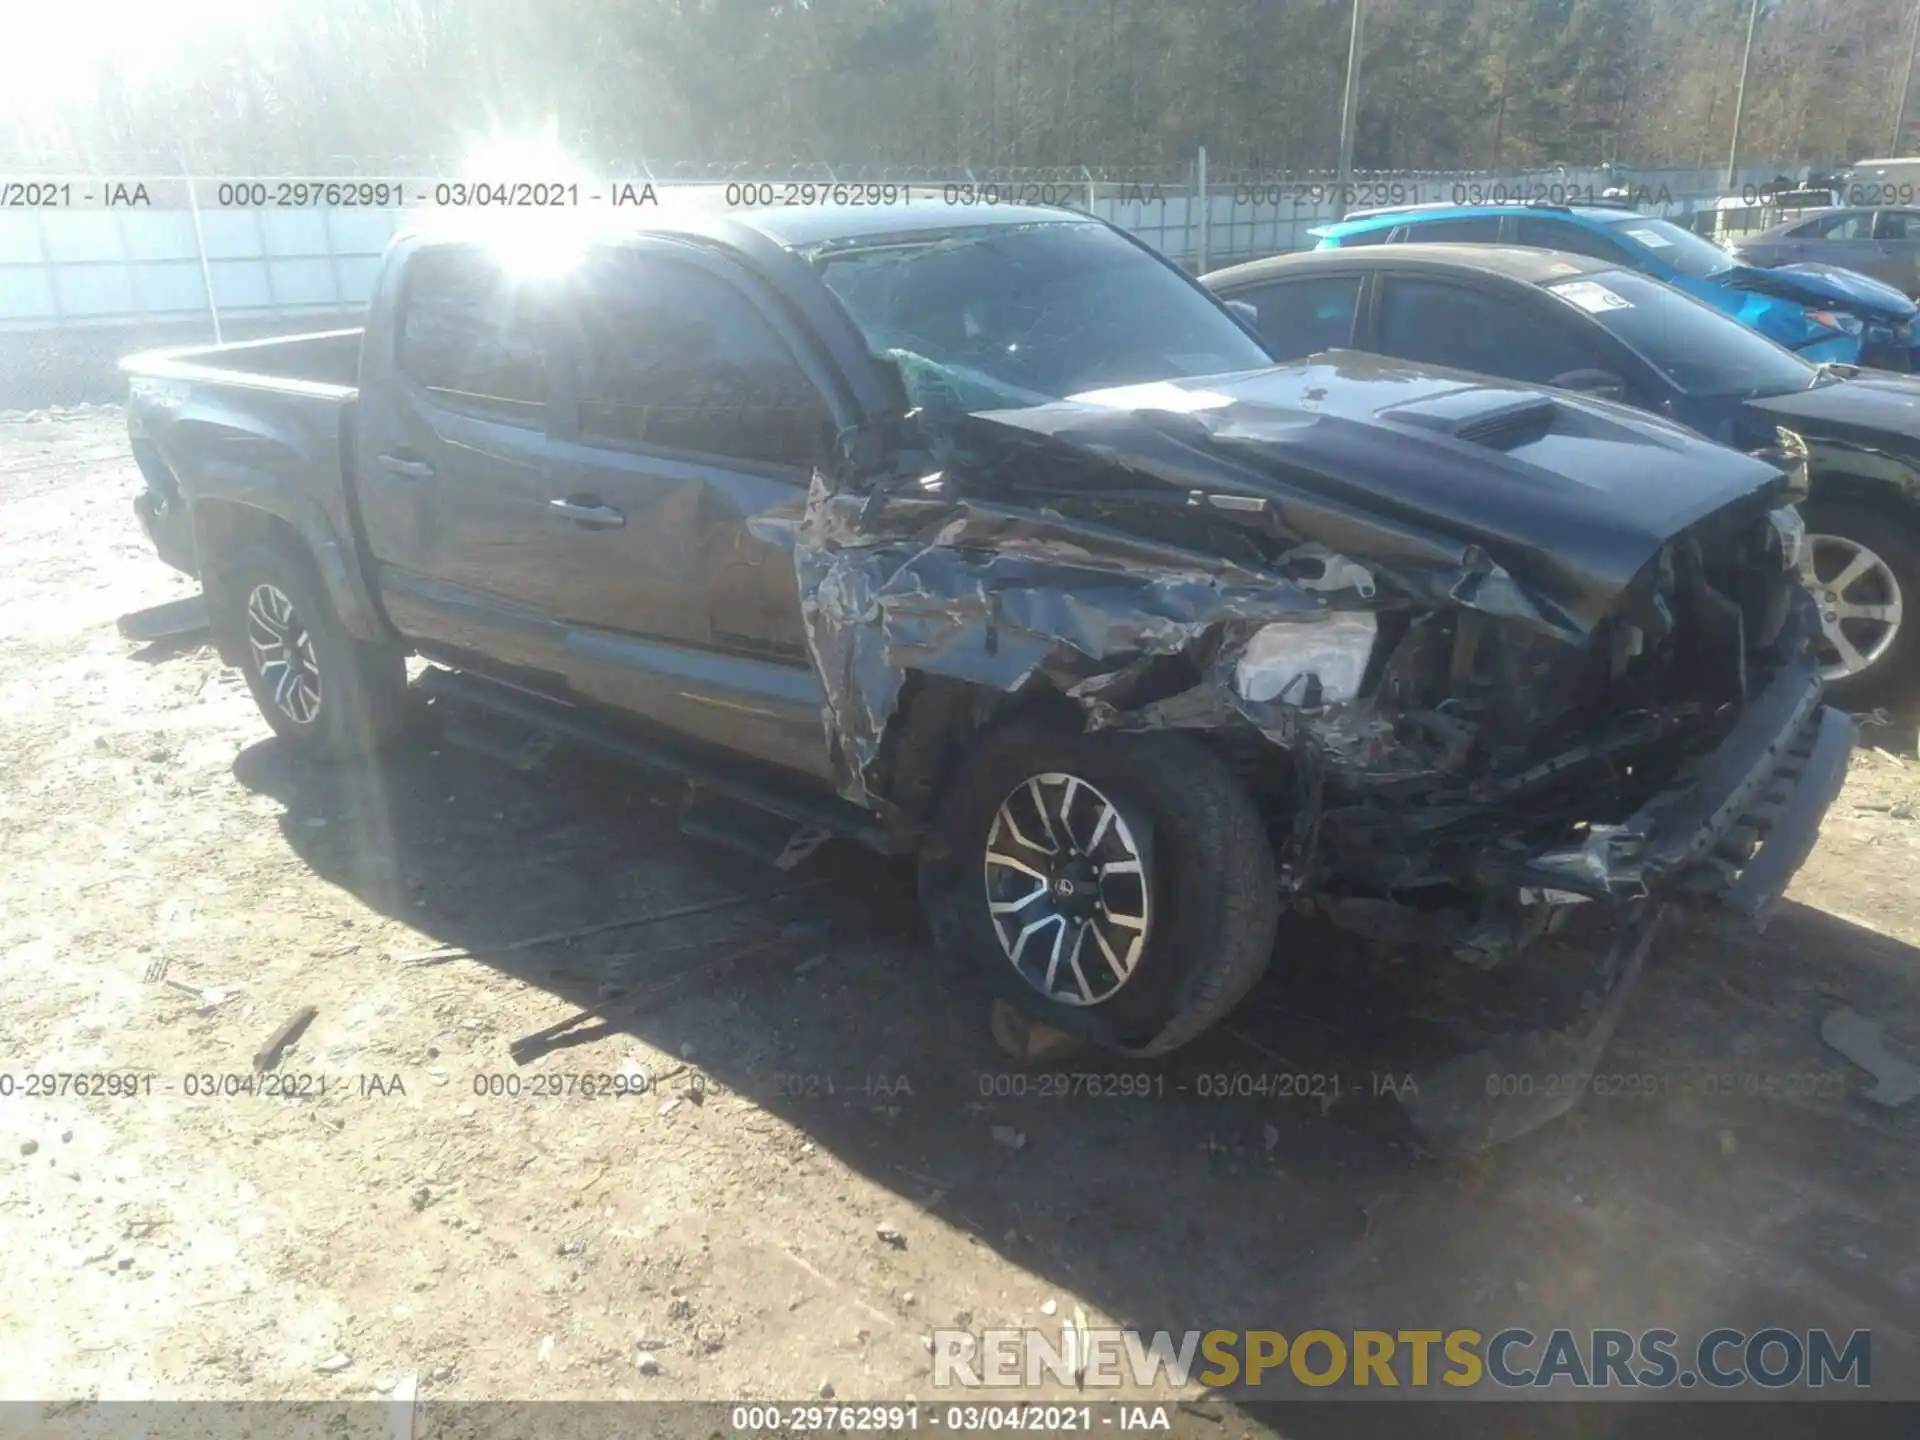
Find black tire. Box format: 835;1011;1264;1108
919;723;1279;1056
220;539;408;757
1799;497;1920;713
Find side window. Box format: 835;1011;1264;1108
1874;211;1919;240
1333;226;1391;247
1401;216;1502;244
1230;276;1363;360
1805;211;1874;240
1377;277;1599;385
397;247;547;423
1513;217;1634;263
563;252;830;469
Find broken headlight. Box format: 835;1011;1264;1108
1234;613;1379;707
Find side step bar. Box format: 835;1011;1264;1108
415;667;914;855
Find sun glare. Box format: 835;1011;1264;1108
1;0;288;114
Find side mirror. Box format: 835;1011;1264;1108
1224;299;1260;326
1548;368;1628;403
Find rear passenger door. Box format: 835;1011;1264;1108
1217;274;1363;360
542;241;842;780
358;243;573;690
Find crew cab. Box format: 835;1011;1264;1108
123;203;1853;1057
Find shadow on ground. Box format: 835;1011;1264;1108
227;689;1920;1425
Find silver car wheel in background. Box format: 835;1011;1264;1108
983;772;1151;1007
1802;533;1904;682
245;582;323;725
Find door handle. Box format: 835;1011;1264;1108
376;453;435;480
548;497;626;529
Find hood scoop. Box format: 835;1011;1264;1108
1380;390;1561;451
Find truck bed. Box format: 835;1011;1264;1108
122;327;363;398
122;328;368;590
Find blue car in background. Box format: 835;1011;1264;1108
1313;203;1920;370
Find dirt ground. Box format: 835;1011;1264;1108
4;406;1920;1426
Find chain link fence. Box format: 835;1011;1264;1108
0;152;1808;407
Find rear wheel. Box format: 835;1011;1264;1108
1798;498;1920;712
221;539;408;757
920;723;1279;1056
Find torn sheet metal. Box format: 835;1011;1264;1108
796;473;1336;807
795;358;1788;814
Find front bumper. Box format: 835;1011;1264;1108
1519;659;1853;927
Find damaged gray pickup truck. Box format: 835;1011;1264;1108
124;203;1854;1057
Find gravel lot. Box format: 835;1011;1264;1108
4;405;1920;1429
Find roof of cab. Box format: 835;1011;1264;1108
738;201;1092;249
401;200;1095;255
1203;243;1615;289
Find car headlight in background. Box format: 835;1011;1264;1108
1746;426;1810;502
1773;425;1810;499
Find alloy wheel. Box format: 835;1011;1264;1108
1802;534;1903;682
982;772;1151;1007
245;582;323;725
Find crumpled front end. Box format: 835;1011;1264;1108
796;396;1846;961
795;467;1347;811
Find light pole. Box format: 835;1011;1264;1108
1333;0;1365;221
1724;0;1762;191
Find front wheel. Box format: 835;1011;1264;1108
919;724;1279;1056
1798;498;1920;713
220;539;408;757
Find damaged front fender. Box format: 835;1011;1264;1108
796;467;1366;810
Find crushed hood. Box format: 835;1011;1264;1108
1744;370;1920;451
1726;261;1919;322
795;354;1789;814
968;355;1786;634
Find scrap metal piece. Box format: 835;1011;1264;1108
254;1005;318;1073
1821;1007;1920;1107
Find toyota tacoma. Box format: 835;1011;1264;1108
122;203;1853;1056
